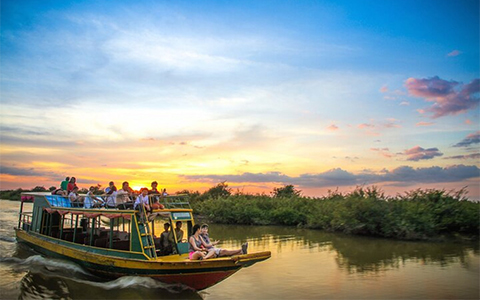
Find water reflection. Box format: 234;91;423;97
208;224;479;274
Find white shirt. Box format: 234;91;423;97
68;192;77;202
84;191;94;208
134;194;149;209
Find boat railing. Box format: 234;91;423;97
36;193;191;210
19;211;33;230
150;194;191;209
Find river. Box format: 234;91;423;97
0;199;478;299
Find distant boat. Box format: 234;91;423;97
15;192;270;290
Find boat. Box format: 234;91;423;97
15;192;271;290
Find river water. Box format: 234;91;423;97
0;199;478;299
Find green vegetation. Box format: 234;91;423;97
3;182;478;240
189;184;479;241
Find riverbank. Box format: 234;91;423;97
191;188;479;241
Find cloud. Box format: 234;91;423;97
327;124;339;131
379;85;388;93
444;153;480;160
405;76;480;118
453;131;480;147
370;148;394;158
403;146;443;161
447;50;462;57
182;165;480;187
358;123;374;129
415;121;434;126
0;165;62;179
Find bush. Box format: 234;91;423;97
192;186;479;240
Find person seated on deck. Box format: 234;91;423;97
169;221;184;243
149;181;164;210
67;177;78;195
158;223;173;255
188;224;215;260
68;186;82;207
149;181;159;194
104;181;117;208
84;186;104;208
134;188;151;212
51;188;67;196
60;177;70;192
117;181;134;209
200;224;248;257
161;188;168;197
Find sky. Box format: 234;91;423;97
1;0;479;198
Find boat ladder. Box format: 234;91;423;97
137;205;157;259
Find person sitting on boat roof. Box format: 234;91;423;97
200;224;248;257
67;177;78;195
84;186;104;209
162;188;168;197
117;181;134;209
60;177;70;192
68;186;82;207
149;181;159;194
134;188;151;211
104;181;117;208
51;187;67;196
189;224;216;260
148;181;165;210
158;223;173;256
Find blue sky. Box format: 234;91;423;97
1;0;479;197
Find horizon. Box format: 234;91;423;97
1;0;479;199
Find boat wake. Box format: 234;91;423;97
0;235;16;243
0;254;92;277
1;254;201;298
76;275;194;293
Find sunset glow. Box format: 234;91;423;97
1;0;479;198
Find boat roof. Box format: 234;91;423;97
20;192;193;214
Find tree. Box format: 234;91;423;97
203;182;231;199
32;186;47;192
272;185;301;198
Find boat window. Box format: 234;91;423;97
171;212;192;220
151;213;174;256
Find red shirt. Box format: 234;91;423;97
67;183;77;193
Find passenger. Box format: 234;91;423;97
105;181;117;208
188;224;215;260
117;181;134;209
169;221;184;243
134;188;151;211
84;186;104;208
67;177;78;194
149;181;159;194
68;186;81;207
161;188;168;196
60;177;70;192
200;224;248;257
159;223;173;255
149;181;164;209
51;188;66;196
